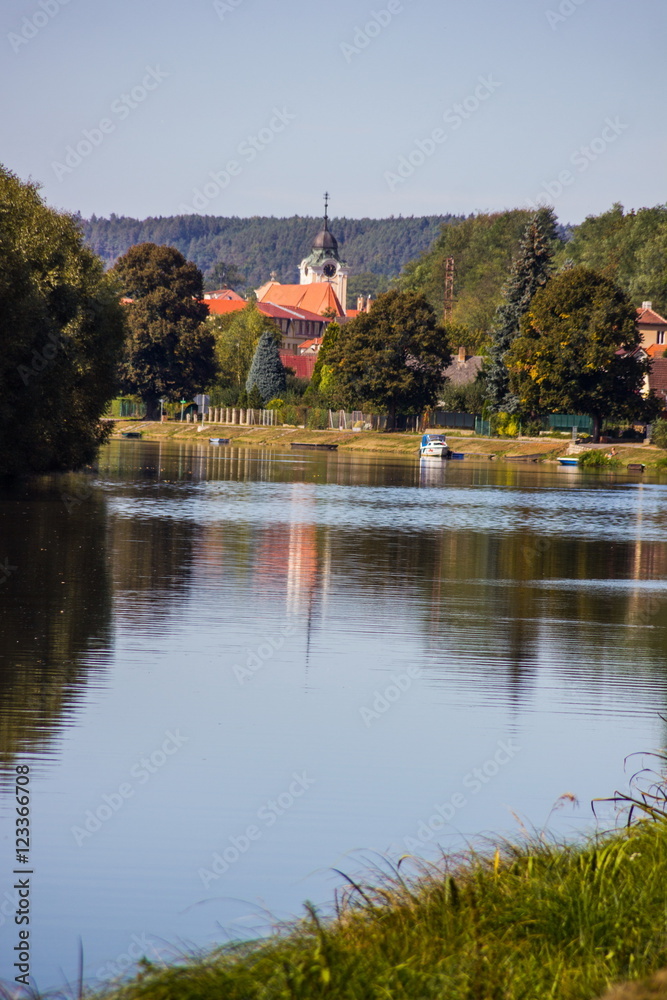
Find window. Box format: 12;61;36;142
658;330;665;345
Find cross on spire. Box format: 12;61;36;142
323;191;329;229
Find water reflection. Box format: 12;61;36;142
0;475;112;783
2;441;667;991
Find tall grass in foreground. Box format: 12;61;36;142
103;756;667;1000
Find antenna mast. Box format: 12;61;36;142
444;256;454;322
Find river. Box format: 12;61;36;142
1;440;666;990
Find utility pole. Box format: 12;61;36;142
444;257;454;322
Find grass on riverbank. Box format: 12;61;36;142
103;790;667;1000
109;420;667;469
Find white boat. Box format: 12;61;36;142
420;433;451;459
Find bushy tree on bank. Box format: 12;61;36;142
327;290;451;429
486;209;558;413
245;330;287;404
0;166;125;476
506;267;660;441
309;321;340;397
210;301;282;402
112;244;215;419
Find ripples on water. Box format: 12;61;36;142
0;441;666;990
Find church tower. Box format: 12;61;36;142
298;193;348;309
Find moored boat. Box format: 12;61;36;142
420;433;451;459
557;457;579;466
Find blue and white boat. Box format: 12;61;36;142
557;456;579;466
420;433;451;459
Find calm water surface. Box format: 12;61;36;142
1;441;666;989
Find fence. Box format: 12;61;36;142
108;397;146;418
199;407;420;431
433;411;477;430
203;407;279;425
546;414;593;432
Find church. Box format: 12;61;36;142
256;195;349;322
205;198;372;372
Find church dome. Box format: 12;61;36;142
312;226;338;254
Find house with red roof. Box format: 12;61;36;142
648;357;667;410
298;337;323;354
202;298;331;354
637;301;667;357
256;280;346;319
203;288;244;301
279;351;318;379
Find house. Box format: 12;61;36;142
279;351;317;379
442;346;483;386
647;357;667;411
298;337;323;355
203;298;331;353
256;280;346;319
203;288;244;301
637;301;667;357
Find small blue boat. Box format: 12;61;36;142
209;437;230;445
557;457;579;466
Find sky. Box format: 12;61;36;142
1;0;665;225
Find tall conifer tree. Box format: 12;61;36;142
246;330;287;403
486;208;558;413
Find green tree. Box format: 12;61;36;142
210;301;281;399
506;267;659;441
346;273;391;309
112;243;214;419
401;209;549;343
0;166;125;476
557;203;667;316
328;290;451;429
246;330;287;403
486;208;558;413
310;321;341;393
204;259;245;292
439;377;486;414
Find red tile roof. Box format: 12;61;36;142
204;288;244;300
260;302;325;323
645;343;667;358
279;351;317;379
204;299;247;315
299;337;323;352
202;299;327;326
637;306;667;326
648;358;667;401
258;282;345;318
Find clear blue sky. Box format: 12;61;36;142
1;0;665;224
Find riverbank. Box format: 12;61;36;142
100;815;667;1000
110;420;666;468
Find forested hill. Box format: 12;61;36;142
81;214;459;289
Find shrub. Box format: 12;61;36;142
281;404;299;426
491;412;520;437
651;418;667;449
306;408;329;430
523;418;544;437
578;449;621;468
